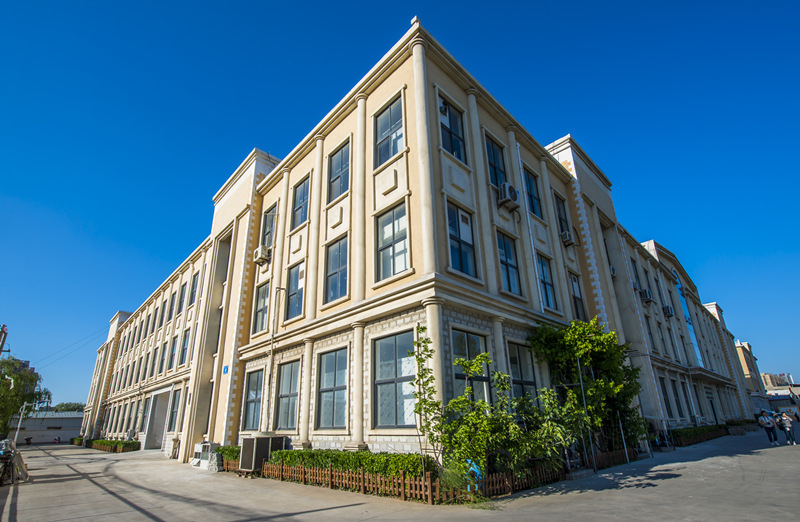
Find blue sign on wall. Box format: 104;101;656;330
223;365;229;375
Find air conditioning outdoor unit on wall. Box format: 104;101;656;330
253;246;272;265
497;182;521;211
663;305;675;317
560;230;575;246
640;288;654;303
609;265;617;277
239;436;287;472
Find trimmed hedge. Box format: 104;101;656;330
269;449;437;477
216;445;241;461
671;424;728;446
70;437;84;445
89;439;140;452
726;419;758;427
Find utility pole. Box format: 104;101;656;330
0;324;9;354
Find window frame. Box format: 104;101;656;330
537;254;558;310
451;329;490;403
253;282;270;334
177;283;187;315
189;272;199;306
276;360;300;430
523;168;543;218
242;369;264;431
447;202;476;278
291;177;310;230
167;336;178;371
569;272;586;321
553;193;570;235
286;262;304;320
438;96;466;163
167;389;181;432
261;205;277;248
485;137;506;186
376;202;409;282
324;236;348;304
373;331;416;429
328;142;350;203
317;348;348;430
167;292;176;322
508;342;538;399
158;342;167;374
375;96;404;168
179;329;190;366
497;231;521;295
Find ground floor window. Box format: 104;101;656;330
508;342;537;399
243;370;264;431
374;331;415;428
277;361;300;430
168;389;182;432
318;348;347;429
452;329;489;402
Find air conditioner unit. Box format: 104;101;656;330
609;265;617;278
663;305;675;317
253;246;272;265
497;182;521;211
639;288;654;303
560;230;575;246
239;436;287;472
191;441;219;469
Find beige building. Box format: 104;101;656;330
735;341;770;413
83;18;755;461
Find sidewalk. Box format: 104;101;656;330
1;428;797;521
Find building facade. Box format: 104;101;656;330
83;19;755;461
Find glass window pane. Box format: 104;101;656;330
453;331;467;359
378;383;396;426
320;391;333;428
377;338;396;379
399;381;416;426
334;389;347;428
335;349;347;386
321;352;335;388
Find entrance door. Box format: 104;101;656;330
144;392;170;449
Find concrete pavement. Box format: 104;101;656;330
1;427;798;521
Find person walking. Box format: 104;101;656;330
778;412;796;445
759;410;779;446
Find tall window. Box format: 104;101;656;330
143;314;151;338
134;325;140;345
374;331;415;428
253;282;270;333
261;205;277;247
485;137;506;186
377;203;408;281
167;336;178;370
523;169;543;218
328;143;350;202
681;382;693;418
132;399;140;435
189;272;199;306
243;370;263;431
150;348;158;377
659;377;674;418
439;97;465;162
537;255;558;310
452;330;489;402
158;299;167;327
168;389;182;432
179;329;190;366
325;237;348;303
646;320;656;352
657;324;668;356
508;342;537;399
318;348;347;429
569;273;586;321
497;232;520;295
291;178;310;229
136;356;143;383
375;97;404;167
286;263;304;320
142;354;150;381
671;379;684;417
177;283;187;315
277;361;300;430
630;258;642;290
447;203;476;277
158;342;167;374
553;194;570;235
168;292;176;322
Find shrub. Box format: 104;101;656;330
725;419;757;427
269;449;437;477
215;445;241;461
70;437;83;445
88;439;140;452
671;424;727;446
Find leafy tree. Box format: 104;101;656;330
53;402;85;412
528;317;645;451
0;357;52;436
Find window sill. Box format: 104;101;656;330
445;266;484;286
372;147;409;177
289;221;309;236
282;313;306;328
325;191;350;210
498;288;526;303
367;427;417;436
312;428;349;436
372;268;415;290
319;295;350;312
542;306;563;317
438;146;471;172
530;213;547;227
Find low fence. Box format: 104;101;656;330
259;459;565;504
582;448;637;471
223;459;240;472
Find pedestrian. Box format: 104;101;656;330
778;412;796;445
758;410;779;446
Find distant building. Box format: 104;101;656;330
9;411;83;443
762;372;795;389
734;341;770;414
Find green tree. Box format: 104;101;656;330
0;357;52;436
53;402;85;412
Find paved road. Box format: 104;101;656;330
1;427;798;521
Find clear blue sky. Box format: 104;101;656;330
2;1;798;404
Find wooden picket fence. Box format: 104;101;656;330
582;447;636;471
260;459;565;504
223;459;239;472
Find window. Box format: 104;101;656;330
659;377;674;418
328;142;350;202
485;137;506;186
497;232;520;295
158;300;167;327
132;399;140;435
189;272;199;306
177;283;187;315
630;258;642;290
261;205;277;248
693;385;704;416
168;336;178;370
523;169;542;218
452;330;489;402
318;348;347;429
168;389;181;432
277;361;300;430
508;342;537;399
681;382;693;418
447;203;476;277
286;263;304;320
168;292;176;322
553;194;569;235
121;366;129;390
374;331;415;428
149;348;158;378
646;320;656;352
253;282;270;333
569;273;586;321
377;203;408;281
375;97;404;167
142;354;150;381
291;178;310;229
671;379;684;417
439;97;465;162
151;308;158;333
243;370;263;431
179;329;190;366
537;255;558;310
325;237;348;303
143;314;151;338
158;342;167;374
657;324;668;356
133;325;139;346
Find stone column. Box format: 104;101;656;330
306;135;325;320
295;338;314;449
353;94;367;302
411;38;437;274
466;89;498;294
345;322;367;451
422;298;445;403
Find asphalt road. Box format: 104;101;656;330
1;425;797;521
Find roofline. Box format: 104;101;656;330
546;134;613;190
